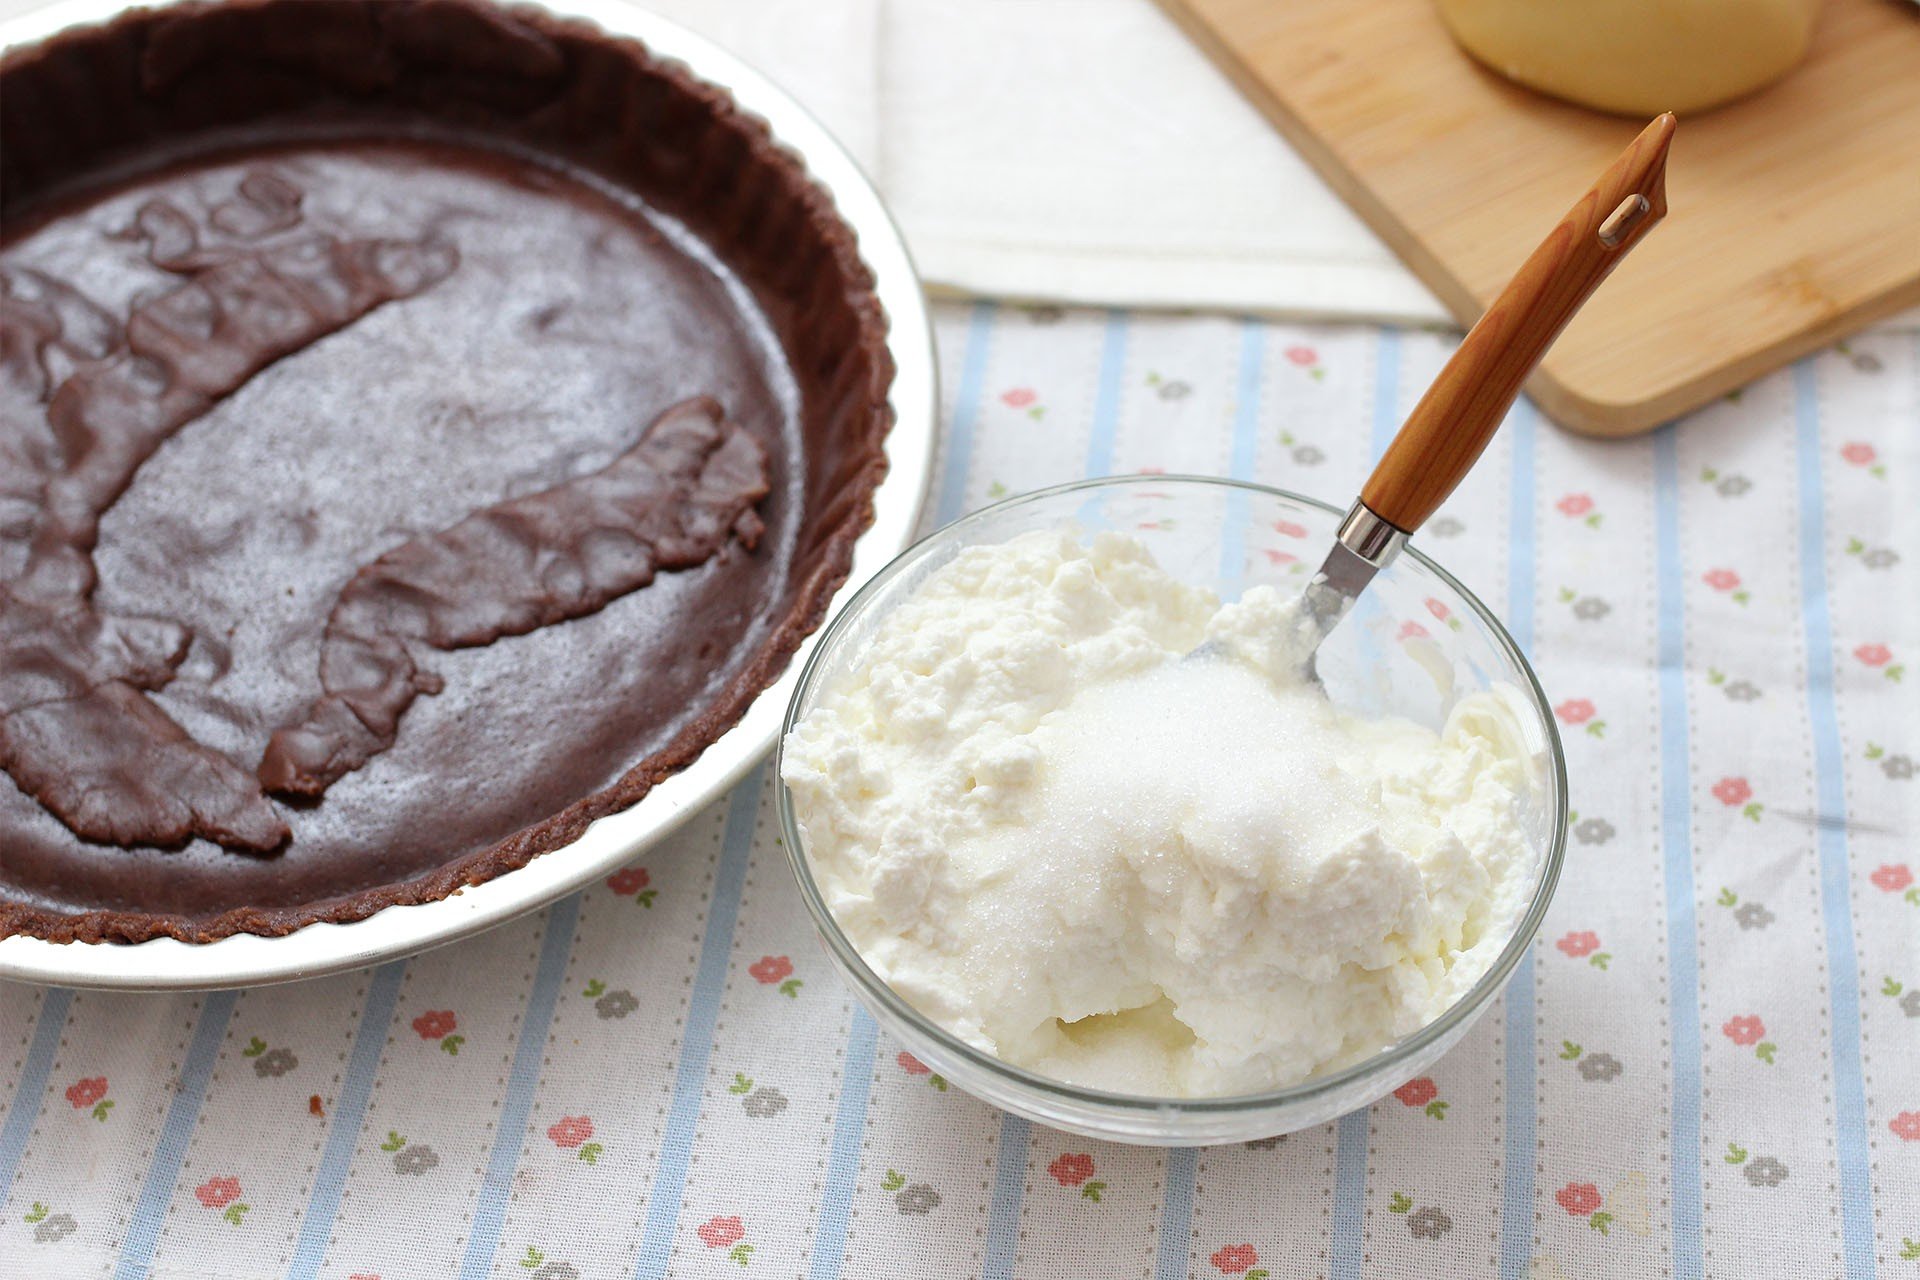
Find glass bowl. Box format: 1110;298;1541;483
775;476;1567;1145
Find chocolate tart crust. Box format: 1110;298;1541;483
0;0;895;944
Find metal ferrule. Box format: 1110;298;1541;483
1336;501;1409;568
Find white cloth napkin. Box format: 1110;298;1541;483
651;0;1452;322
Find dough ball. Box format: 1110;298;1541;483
1435;0;1821;115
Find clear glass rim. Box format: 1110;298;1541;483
775;474;1569;1115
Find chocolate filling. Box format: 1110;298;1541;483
0;0;894;943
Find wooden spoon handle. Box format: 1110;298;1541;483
1360;113;1676;533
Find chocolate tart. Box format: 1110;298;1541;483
0;0;897;945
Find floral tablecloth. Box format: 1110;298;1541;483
1;304;1915;1280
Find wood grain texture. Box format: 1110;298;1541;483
1364;116;1671;528
1155;0;1920;436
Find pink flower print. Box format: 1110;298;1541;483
1284;345;1318;366
1854;643;1892;667
1556;931;1600;958
697;1216;746;1248
1048;1153;1095;1187
1840;442;1876;466
1424;598;1450;621
750;955;794;984
195;1176;242;1209
1722;1015;1766;1046
66;1077;107;1109
1702;568;1740;592
1273;520;1308;538
1889;1112;1920;1142
1555;493;1595;517
896;1051;931;1075
411;1010;456;1040
1555;699;1595;725
1555;1183;1602;1216
1397;620;1429;641
1211;1244;1260;1274
1711;777;1752;807
1392;1078;1437;1107
607;867;649;895
1261;549;1298;566
1870;864;1913;893
547;1115;593;1149
1000;387;1037;408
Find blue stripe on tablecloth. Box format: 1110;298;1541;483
806;1007;877;1280
1329;1110;1371;1280
457;893;581;1280
1327;325;1405;1279
0;986;73;1196
1147;319;1265;1279
1653;425;1703;1280
1154;1147;1197;1279
285;960;407;1280
1498;400;1540;1280
1792;359;1876;1280
114;989;237;1280
981;1113;1032;1280
1217;317;1266;584
1083;310;1131;477
632;775;762;1279
935;302;998;526
1370;329;1401;463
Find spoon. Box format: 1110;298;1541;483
1289;112;1675;666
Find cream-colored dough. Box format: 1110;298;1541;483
1435;0;1821;115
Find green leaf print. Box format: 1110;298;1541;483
881;1169;906;1192
578;1142;603;1166
729;1242;754;1266
222;1202;250;1227
520;1246;545;1269
440;1035;464;1056
1725;1142;1748;1164
1882;977;1903;997
1081;1181;1107;1203
583;979;606;998
242;1037;267;1057
24;1203;47;1224
1560;1041;1582;1060
1388;1192;1412;1214
1755;1042;1777;1064
381;1130;407;1152
778;979;802;998
728;1073;754;1094
1716;887;1737;907
1589;1211;1613;1235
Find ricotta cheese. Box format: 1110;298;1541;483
782;529;1540;1097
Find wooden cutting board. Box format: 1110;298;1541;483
1154;0;1920;436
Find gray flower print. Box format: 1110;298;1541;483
1407;1205;1452;1239
253;1048;298;1078
1574;817;1615;846
1243;1135;1285;1151
1734;902;1775;930
594;990;638;1020
1883;754;1914;780
743;1087;788;1119
1742;1156;1787;1187
394;1144;439;1175
895;1183;941;1215
1428;517;1465;538
1899;989;1920;1019
1572;596;1610;621
34;1212;77;1244
532;1264;580;1280
1157;379;1192;401
1851;352;1883;374
1715;474;1752;498
1291;445;1325;466
1577;1052;1622;1082
1723;680;1762;702
1861;547;1899;570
